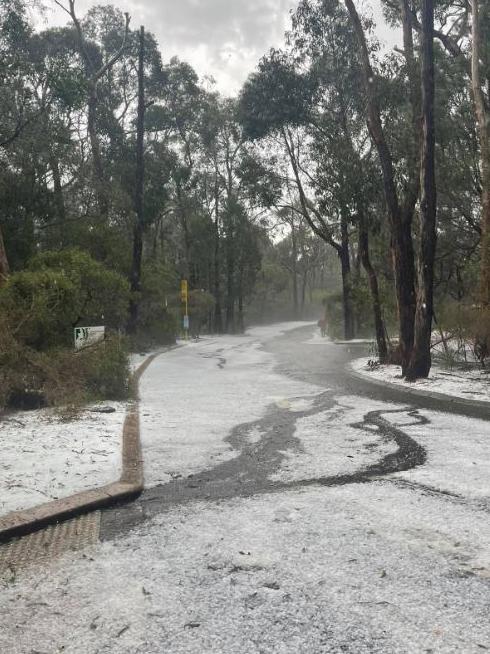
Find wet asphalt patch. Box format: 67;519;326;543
100;392;428;541
100;325;489;542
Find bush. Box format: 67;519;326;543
321;291;344;339
188;289;215;336
0;249;130;350
0;330;131;412
78;335;131;400
437;302;489;367
131;261;178;347
0;249;133;412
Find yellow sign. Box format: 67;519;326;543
180;279;188;303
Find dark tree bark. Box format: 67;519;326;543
87;86;109;219
339;212;355;340
49;155;66;241
237;270;245;333
176;181;192;282
301;273;307;316
281;128;355;339
406;0;437;380
213;173;223;333
128;26;146;334
344;0;416;373
290;220;300;318
471;0;490;306
225;229;235;333
0;226;9;287
358;210;388;362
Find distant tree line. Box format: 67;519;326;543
0;0;488;382
239;0;489;378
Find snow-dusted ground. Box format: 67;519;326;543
0;403;125;515
352;357;490;403
394;410;490;499
270;395;399;483
1;481;489;654
303;331;333;346
304;332;376;347
1;321;489;653
130;352;154;372
139;322;322;486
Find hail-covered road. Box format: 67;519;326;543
1;322;489;653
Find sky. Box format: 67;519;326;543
36;0;398;96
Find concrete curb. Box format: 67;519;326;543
349;366;490;412
0;347;174;544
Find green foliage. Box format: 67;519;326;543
132;260;178;347
321;291;344;339
0;310;130;410
0;269;78;349
78;335;131;400
188;289;215;335
238;49;314;140
0;249;129;349
29;249;130;326
437;303;489;367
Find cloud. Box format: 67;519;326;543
41;0;298;94
39;0;397;95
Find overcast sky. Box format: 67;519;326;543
36;0;398;96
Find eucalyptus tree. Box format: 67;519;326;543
0;0;43;281
239;50;357;339
54;0;130;220
470;0;490;307
238;18;390;349
343;0;421;372
406;0;437;380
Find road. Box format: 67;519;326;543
1;323;489;653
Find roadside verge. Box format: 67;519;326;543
0;349;170;544
350;359;490;412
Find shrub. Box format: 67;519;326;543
0;249;132;412
437;302;489;367
321;291;344;339
131;261;178;347
78;335;131;400
0;330;130;411
30;249;130;328
188;290;215;336
0;249;130;350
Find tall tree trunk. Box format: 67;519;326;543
291;221;299;318
176;182;192;282
213;177;223;333
339;213;355;340
471;0;490;306
128;26;146;334
237;269;244;333
395;219;416;370
301;273;307;317
344;0;416;372
50;155;66;243
358;211;388;362
87;86;109;220
225;233;235;333
406;0;437;380
0;225;9;287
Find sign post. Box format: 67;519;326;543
180;279;189;339
74;326;105;350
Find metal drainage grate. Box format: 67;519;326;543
0;511;100;580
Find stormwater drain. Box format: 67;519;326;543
0;512;100;580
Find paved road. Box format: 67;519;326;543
101;324;488;540
1;323;489;654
